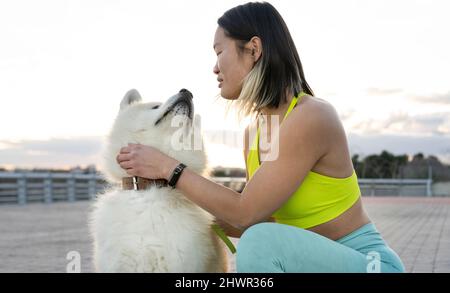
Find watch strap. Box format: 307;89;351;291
168;163;187;188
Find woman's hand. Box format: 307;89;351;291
116;143;180;180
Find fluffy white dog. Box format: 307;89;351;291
89;89;228;273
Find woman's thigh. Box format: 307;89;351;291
236;222;400;273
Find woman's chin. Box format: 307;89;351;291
220;89;239;100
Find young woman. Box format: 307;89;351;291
116;2;405;273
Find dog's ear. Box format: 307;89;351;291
120;89;142;110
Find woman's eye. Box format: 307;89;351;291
216;51;222;56
152;105;160;109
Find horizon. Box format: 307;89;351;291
1;149;448;173
1;131;449;171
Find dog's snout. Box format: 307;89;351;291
179;88;193;98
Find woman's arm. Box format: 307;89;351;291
214;217;244;238
214;216;275;238
212;124;275;238
170;166;247;227
118;144;249;228
118;102;333;230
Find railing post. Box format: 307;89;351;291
67;175;76;202
17;174;27;205
88;176;97;200
44;172;53;203
427;179;432;197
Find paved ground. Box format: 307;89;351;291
0;196;449;273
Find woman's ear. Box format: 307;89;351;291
248;36;262;63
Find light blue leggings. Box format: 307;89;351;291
236;222;405;273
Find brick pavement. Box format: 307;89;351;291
0;196;449;273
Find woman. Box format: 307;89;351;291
116;2;405;273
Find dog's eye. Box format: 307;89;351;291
152;105;160;109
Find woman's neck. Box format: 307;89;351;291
259;89;295;119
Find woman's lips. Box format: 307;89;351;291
218;82;222;88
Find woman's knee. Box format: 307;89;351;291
236;222;281;272
382;253;406;273
238;222;279;251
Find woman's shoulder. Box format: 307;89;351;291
291;94;341;128
284;95;345;156
244;95;342;149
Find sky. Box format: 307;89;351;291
0;0;449;170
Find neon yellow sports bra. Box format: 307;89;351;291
246;91;361;229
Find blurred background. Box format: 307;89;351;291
0;0;449;273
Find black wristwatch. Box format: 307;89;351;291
167;163;187;189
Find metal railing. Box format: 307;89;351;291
0;171;107;205
358;178;432;197
212;177;433;196
0;172;433;205
214;177;433;197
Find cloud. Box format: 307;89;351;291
0;136;104;169
366;87;404;96
348;133;450;164
4;137;102;154
337;109;356;122
409;91;450;105
351;111;450;136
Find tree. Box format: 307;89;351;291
355;151;411;179
351;154;363;177
413;153;424;161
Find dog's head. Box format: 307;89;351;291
100;88;208;183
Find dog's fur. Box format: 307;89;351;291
89;89;228;272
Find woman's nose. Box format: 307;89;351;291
213;62;219;75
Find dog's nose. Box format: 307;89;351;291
179;88;193;99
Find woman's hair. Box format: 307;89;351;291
218;1;314;119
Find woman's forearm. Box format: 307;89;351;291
171;166;248;230
215;216;277;238
214;217;244;238
116;144;251;229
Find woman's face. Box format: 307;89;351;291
213;26;255;100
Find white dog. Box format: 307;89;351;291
89;89;228;273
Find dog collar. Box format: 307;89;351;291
122;176;168;190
